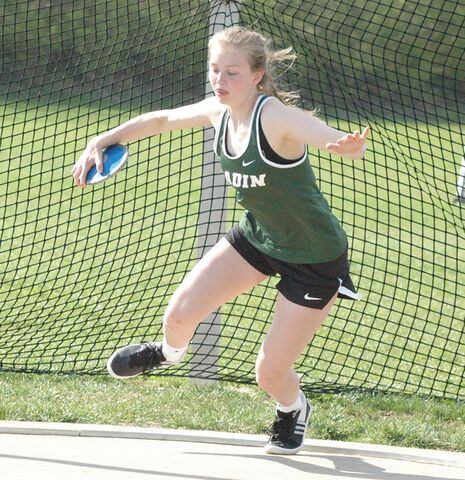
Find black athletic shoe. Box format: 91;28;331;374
107;342;179;379
264;391;313;455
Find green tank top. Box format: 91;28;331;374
214;94;348;263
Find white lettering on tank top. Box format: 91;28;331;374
224;171;266;188
250;174;266;187
232;172;242;187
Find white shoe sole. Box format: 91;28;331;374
264;443;303;455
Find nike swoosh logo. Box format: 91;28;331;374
304;294;322;301
242;160;255;167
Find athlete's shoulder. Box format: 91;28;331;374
261;96;328;148
261;96;305;121
261;96;305;128
261;95;286;113
260;96;302;141
198;95;227;128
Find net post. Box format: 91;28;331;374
457;150;465;204
190;0;240;385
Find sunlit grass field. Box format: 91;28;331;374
0;99;464;402
1;372;465;452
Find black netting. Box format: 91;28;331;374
1;0;464;399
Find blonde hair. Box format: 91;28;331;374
208;26;300;106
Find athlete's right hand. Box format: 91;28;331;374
72;139;105;188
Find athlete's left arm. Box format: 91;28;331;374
270;101;369;160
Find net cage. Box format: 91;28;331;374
1;0;464;399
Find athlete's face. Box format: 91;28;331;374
208;43;264;106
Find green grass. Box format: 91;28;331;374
0;97;464;424
1;372;465;452
2;0;465;456
2;2;465;455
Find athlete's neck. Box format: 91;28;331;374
227;93;261;129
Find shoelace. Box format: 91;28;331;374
270;411;296;440
128;343;164;371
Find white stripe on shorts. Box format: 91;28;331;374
338;278;361;300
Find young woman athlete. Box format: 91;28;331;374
72;26;369;455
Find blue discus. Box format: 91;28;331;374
85;144;129;185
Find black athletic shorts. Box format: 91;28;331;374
225;223;359;309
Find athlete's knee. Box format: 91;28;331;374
255;356;286;393
162;293;194;333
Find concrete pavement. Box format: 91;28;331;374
0;421;464;480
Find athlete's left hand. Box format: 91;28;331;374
326;126;370;157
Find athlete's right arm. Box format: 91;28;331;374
72;97;223;188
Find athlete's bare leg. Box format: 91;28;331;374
163;237;269;348
255;291;338;406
